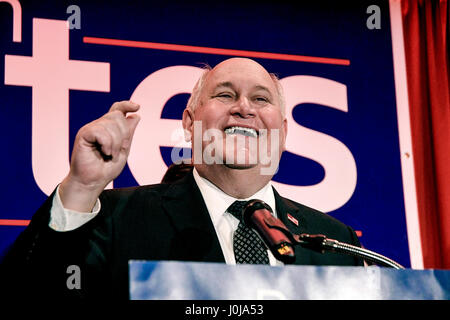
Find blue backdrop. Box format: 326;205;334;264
0;0;411;267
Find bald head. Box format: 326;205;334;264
186;58;285;117
210;57;273;79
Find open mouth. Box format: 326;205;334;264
224;126;258;138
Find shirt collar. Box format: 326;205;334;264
192;168;277;227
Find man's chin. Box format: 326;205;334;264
223;163;258;170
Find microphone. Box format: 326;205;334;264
243;199;405;269
243;200;296;264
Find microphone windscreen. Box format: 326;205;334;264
243;199;296;264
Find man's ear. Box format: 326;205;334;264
182;108;194;142
281;118;288;151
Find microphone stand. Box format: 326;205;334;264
263;214;405;269
292;233;405;269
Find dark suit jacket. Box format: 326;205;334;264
1;171;362;299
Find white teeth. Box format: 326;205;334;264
224;126;258;138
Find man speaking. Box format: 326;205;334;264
1;58;362;299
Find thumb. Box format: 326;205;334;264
122;114;140;150
127;113;141;138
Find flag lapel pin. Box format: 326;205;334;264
287;213;299;226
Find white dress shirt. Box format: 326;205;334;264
49;185;101;232
49;168;283;266
192;169;282;266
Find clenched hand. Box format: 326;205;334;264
59;101;140;212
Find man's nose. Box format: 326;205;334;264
230;96;255;118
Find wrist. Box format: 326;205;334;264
59;175;104;212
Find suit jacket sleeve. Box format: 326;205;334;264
0;188;115;300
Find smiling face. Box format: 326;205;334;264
183;58;287;175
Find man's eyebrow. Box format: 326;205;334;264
252;85;272;95
213;81;236;91
213;83;272;94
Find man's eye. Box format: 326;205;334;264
255;96;269;103
217;93;233;99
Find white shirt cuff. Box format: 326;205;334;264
48;185;101;232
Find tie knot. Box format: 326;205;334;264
227;200;248;221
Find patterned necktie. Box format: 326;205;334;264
227;200;269;264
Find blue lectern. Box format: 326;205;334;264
129;260;450;300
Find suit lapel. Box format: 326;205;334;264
273;187;307;235
161;171;225;263
273;187;318;265
159;176;313;265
